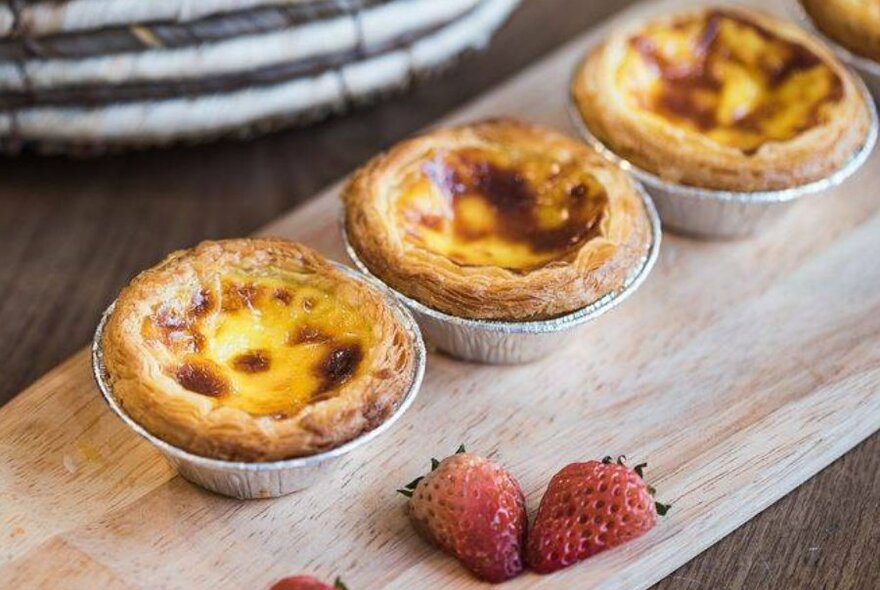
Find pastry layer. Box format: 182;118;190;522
344;118;653;321
573;6;871;191
101;239;416;462
801;0;880;63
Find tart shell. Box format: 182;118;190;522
800;0;880;63
572;6;871;192
100;238;416;462
342;118;654;322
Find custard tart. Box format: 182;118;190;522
100;239;417;462
342;119;653;322
572;6;871;192
800;0;880;63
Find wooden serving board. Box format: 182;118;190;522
2;1;879;588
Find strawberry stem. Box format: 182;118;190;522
655;502;671;516
334;577;349;590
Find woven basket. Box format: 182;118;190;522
0;0;519;153
0;1;361;60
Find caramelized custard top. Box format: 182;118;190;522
618;10;844;153
394;146;608;271
140;275;373;418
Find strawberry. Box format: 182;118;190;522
526;456;670;574
399;446;527;583
269;575;347;590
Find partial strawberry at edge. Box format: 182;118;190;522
401;449;527;584
526;456;670;574
270;575;347;590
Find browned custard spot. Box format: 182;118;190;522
314;343;364;397
273;288;293;305
231;349;272;374
144;276;375;417
620;10;844;153
175;359;229;397
289;325;332;345
396;147;608;271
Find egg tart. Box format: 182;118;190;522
572;6;871;192
342;119;653;322
800;0;880;63
100;239;416;462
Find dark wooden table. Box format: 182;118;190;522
1;2;877;588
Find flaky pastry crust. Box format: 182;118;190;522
572;6;871;192
343;119;653;321
101;238;415;462
801;0;880;62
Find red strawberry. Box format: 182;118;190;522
526;456;670;574
269;575;347;590
399;446;527;583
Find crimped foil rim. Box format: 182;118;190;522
90;262;426;473
788;0;880;78
341;180;662;334
566;35;879;204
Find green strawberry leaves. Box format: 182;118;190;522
634;462;647;479
398;445;467;498
603;455;672;517
397;475;424;498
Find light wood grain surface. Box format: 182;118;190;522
2;1;879;589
